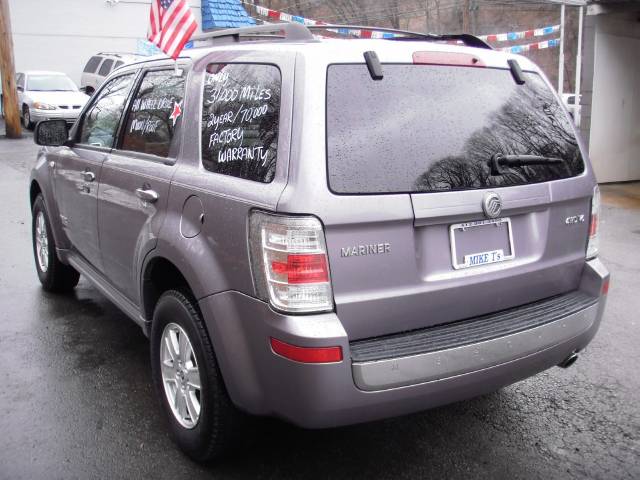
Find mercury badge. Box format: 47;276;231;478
482;192;502;219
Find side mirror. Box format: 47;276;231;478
34;119;70;147
17;86;24;92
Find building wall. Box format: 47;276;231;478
587;10;640;183
8;0;204;85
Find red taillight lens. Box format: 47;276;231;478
589;213;598;237
271;254;329;284
587;186;600;259
270;338;343;363
602;279;610;295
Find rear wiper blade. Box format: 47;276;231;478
489;154;564;176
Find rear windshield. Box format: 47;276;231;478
326;64;584;194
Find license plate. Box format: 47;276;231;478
449;217;515;270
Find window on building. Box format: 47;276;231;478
78;74;135;148
201;63;280;183
120;70;186;158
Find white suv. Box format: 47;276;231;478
80;53;141;96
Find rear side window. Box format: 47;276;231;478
120;70;186;158
201;63;281;183
326;65;584;194
84;56;102;73
98;59;114;77
114;61;124;70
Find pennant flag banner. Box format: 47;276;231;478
501;38;560;53
248;1;562;52
480;24;560;43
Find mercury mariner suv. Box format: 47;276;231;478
29;23;609;462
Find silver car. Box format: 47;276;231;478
29;23;609;462
17;71;89;129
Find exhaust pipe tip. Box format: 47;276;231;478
558;352;579;369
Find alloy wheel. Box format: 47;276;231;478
160;323;202;429
35;211;49;273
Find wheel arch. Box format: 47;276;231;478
30;179;42;208
141;255;194;323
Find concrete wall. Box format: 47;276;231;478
8;0;203;85
583;9;640;183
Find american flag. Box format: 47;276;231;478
147;0;198;60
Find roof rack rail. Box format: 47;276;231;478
95;52;141;57
192;23;315;44
307;25;492;50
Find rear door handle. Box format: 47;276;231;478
81;170;95;182
135;188;159;203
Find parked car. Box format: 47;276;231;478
562;93;581;118
80;52;141;96
16;71;89;129
29;23;609;462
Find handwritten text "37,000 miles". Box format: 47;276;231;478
204;85;272;104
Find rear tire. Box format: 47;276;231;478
31;194;80;292
150;289;246;462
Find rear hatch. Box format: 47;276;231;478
324;57;593;340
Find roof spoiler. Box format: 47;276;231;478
308;25;492;50
192;23;492;50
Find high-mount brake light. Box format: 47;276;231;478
412;51;485;67
586;185;600;259
249;211;334;314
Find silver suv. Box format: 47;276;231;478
29;24;609;462
80;52;142;96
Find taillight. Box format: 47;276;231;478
249;211;334;314
586;185;600;259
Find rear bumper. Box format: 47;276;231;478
199;258;609;428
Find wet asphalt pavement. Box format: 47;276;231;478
0;129;639;480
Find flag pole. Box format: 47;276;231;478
558;4;565;93
574;5;583;127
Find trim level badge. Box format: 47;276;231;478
482;192;502;218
